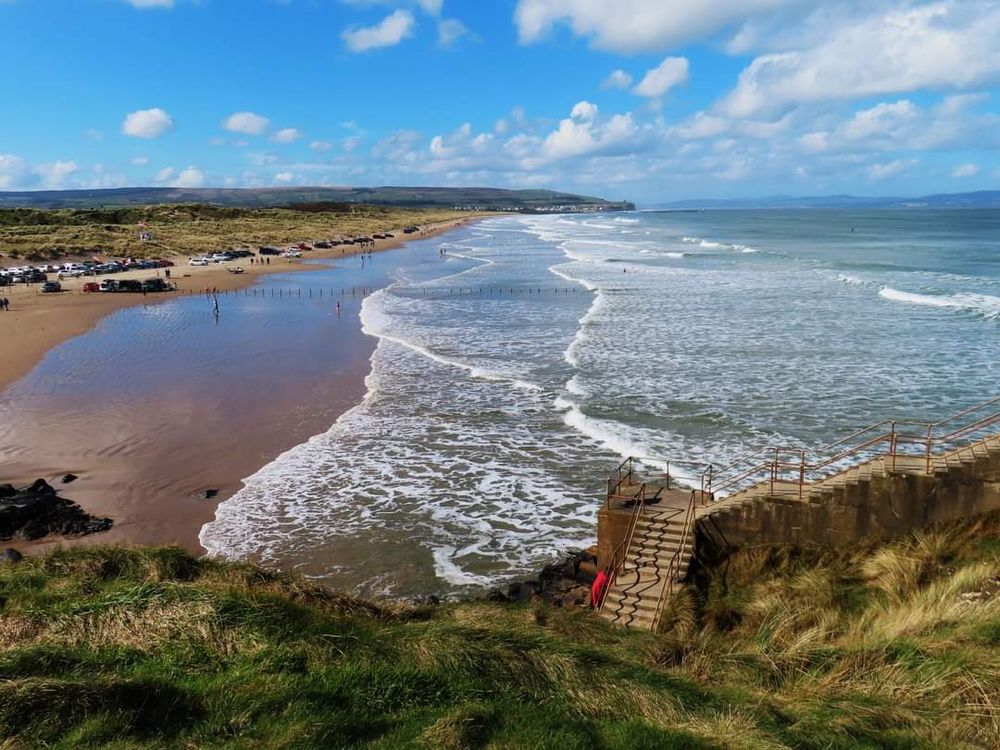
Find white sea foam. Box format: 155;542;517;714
837;273;865;286
879;287;1000;320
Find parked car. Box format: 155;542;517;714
314;241;331;249
259;246;281;256
141;278;172;293
189;257;210;266
157;259;175;268
0;275;10;287
41;281;62;293
82;282;101;293
99;279;118;293
116;279;144;293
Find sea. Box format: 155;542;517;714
199;208;1000;596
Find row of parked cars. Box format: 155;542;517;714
81;278;175;294
189;249;255;266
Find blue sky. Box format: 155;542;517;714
1;0;998;202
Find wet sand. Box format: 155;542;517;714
0;217;476;393
0;218;480;556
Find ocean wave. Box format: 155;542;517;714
362;288;542;390
878;287;1000;320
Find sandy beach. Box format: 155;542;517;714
0;216;480;555
0;216;476;392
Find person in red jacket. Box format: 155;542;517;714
591;569;609;609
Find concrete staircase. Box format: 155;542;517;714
598;508;694;631
701;434;1000;524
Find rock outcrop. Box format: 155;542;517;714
0;479;112;541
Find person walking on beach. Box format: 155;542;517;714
2;297;8;311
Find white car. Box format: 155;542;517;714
189;257;210;266
281;249;302;258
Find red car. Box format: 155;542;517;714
82;282;100;293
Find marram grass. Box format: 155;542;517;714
0;513;997;748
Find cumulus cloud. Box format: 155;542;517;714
952;163;979;177
275;171;295;183
633;57;689;98
542;101;639;159
515;0;795;53
719;1;1000;117
0;155;30;189
223;112;270;135
130;156;150;165
342;10;415;52
867;159;913;180
270;128;303;144
35;161;79;189
172;166;205;188
122;108;174;138
601;69;633;90
310;140;333;151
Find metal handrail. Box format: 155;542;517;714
703;395;999;500
650;490;697;633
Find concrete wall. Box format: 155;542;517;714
697;452;1000;556
596;506;635;570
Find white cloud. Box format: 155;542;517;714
840;100;918;140
674;112;729;139
122;108;174;138
155;167;175;182
952;163;979;177
0;155;29;189
130;156;150;166
85;129;104;141
342;10;415;53
515;0;795;53
172;166;205;188
542;101;639;159
270;128;303;144
437;18;470;47
867;159;913;180
601;69;633;90
799;131;829;152
223;112;270;135
719;1;1000;117
342;135;364;152
34;161;79;189
418;0;443;14
275;171;295;183
633;57;689;98
310;140;333;151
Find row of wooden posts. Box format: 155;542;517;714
186;287;586;298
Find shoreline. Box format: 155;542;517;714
0;216;488;557
0;216;481;393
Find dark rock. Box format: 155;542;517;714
61;473;79;484
507;580;540;602
199;489;219;500
0;478;113;542
486;588;510;603
0;485;15;499
2;548;23;564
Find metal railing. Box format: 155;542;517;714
650;490;698;632
701;395;1000;500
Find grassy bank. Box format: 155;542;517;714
0;513;997;748
0;204;471;261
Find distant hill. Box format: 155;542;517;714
651;190;1000;210
0;186;634;213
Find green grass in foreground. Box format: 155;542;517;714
0;512;997;749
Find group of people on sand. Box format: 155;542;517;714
0;297;9;311
248;257;271;266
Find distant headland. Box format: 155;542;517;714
0;185;635;213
